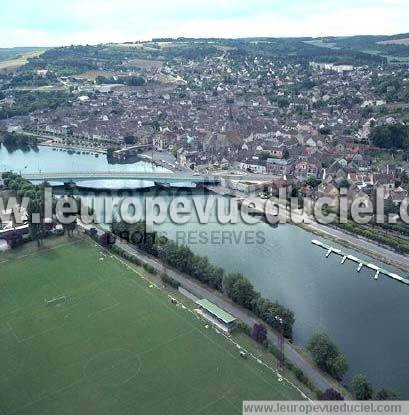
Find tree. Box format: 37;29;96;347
319;126;331;135
124;135;136;145
351;374;373;400
223;273;258;310
28;198;44;247
338;178;350;189
307;333;348;380
251;323;267;344
99;232;116;248
319;388;344;401
375;388;399;400
369;124;409;150
306;176;319;188
400;170;409;186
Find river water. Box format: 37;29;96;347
1;145;409;397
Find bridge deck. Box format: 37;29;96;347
22;171;221;183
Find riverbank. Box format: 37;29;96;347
78;221;348;396
209;185;409;273
38;141;107;154
0;235;307;413
299;221;409;273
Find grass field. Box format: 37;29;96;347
378;38;409;46
0;238;303;415
73;70;122;81
0;51;43;73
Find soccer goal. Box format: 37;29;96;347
46;296;67;306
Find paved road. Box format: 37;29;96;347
119;240;334;392
79;223;334;392
23;171;220;185
209;185;409;271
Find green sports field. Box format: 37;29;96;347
0;238;303;415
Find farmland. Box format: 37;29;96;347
0;50;44;73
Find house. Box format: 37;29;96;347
347;172;374;189
391;187;408;205
266;158;293;177
238;158;266;174
294;161;319;180
269;146;286;159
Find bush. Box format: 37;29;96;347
237;321;252;336
351;374;373;400
251;323;268;344
160;273;180;289
307;333;348;381
142;263;157;275
319;388;344;400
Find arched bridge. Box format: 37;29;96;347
22;171;221;184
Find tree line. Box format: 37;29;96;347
0;132;38;152
111;221;295;338
370;124;409;150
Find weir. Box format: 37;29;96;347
311;239;409;286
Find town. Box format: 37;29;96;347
1;33;409;409
1;38;409;254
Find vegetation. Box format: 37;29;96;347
337;220;409;254
111;221;296;338
351;374;373;400
369;124;409;150
1;172;78;244
319;388;344;400
0;131;38;152
307;333;348;381
160;272;181;289
2;171;47;246
0;239;303;414
251;323;268;344
351;374;400;400
0;90;70;119
376;388;400;400
95;75;146;86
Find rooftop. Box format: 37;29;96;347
196;299;236;324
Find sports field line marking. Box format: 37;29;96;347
140;327;196;358
102;245;311;400
15;239;82;261
0;259;9;265
87;302;120;319
9;378;84;415
225;396;242;413
190;394;227;415
114;252;306;398
6;321;18;340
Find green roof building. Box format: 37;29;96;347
196;299;237;332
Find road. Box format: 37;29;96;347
209;185;409;271
22;171;220;184
79;223;335;393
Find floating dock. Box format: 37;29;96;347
311;240;409;286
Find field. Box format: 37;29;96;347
378;38;409;46
0;51;44;73
125;59;164;69
0;238;303;415
73;70;123;81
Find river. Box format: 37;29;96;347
1;145;409;397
